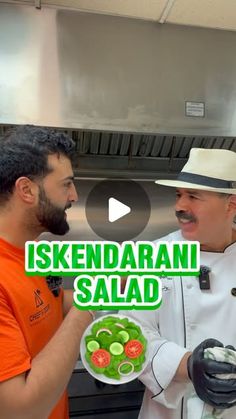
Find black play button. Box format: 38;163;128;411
85;180;151;241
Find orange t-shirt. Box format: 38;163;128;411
0;238;69;419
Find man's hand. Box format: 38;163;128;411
187;338;236;409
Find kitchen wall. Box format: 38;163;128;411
1;3;236;136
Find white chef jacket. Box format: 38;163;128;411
121;230;236;419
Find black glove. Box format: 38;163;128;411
187;338;236;409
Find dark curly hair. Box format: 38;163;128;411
0;125;75;203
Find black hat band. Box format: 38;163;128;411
178;172;236;189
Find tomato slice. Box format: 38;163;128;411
91;349;111;368
124;340;144;359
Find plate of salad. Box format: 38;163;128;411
80;314;149;384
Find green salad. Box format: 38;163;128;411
84;316;147;380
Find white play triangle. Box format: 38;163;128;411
108;197;131;223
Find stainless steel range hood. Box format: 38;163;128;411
69;131;236;178
1;124;236;178
2;3;236;138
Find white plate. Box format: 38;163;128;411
80;314;150;385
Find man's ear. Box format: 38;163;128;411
15;177;38;204
228;195;236;214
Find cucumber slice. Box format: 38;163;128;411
118;330;129;343
87;340;100;352
109;342;124;355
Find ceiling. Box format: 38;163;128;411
3;0;236;32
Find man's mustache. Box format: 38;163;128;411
175;210;197;223
65;203;72;211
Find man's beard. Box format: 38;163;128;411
36;186;71;235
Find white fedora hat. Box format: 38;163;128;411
156;148;236;194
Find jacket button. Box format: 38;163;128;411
231;288;236;297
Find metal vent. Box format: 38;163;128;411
1;125;236;179
70;130;236;158
67;130;236;178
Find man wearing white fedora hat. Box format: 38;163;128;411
122;148;236;419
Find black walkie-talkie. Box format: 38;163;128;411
199;266;211;290
45;275;63;297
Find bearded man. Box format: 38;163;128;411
0;125;94;419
